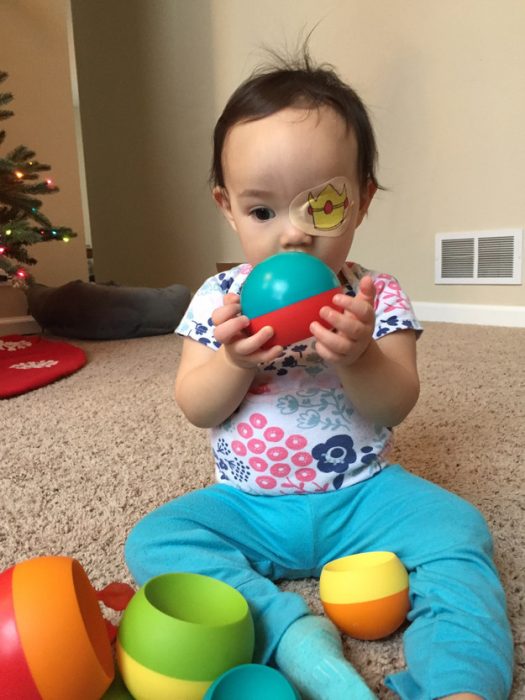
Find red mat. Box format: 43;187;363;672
0;335;87;399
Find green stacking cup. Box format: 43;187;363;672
117;573;254;700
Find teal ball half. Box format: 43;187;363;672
240;252;339;318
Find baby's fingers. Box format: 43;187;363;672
212;300;242;327
223;292;240;305
213;314;250;344
332;293;375;325
233;326;276;356
355;276;376;307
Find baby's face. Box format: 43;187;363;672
215;105;375;274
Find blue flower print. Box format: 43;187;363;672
194;320;210;336
193;316;221;348
291;343;308;354
214;454;231;481
215;438;230;456
298;409;321;429
282;355;300;369
276;395;299;414
218;272;235;293
213;447;250;483
312;435;357;474
361;446;377;465
376;316;400;337
198;336;221;349
376;317;415;339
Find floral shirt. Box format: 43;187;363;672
176;262;422;496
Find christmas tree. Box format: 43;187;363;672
0;70;76;286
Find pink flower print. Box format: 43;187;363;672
270;463;291;478
374;274;411;313
231;440;247;457
229;415;320;492
247;438;266;454
249;457;268;472
286;434;307;450
238;423;253;439
295;468;316;482
291;452;313;467
256;475;277;490
373;278;385;311
267;446;289;462
249;413;267;429
264;426;285;442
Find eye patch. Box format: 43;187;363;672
288;177;354;237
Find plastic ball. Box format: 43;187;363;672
320;551;410;640
240;252;341;347
0;556;114;699
117;572;254;700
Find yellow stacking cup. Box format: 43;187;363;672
117;572;255;700
320;551;410;640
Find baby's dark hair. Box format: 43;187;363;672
211;49;380;193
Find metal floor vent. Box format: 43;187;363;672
435;229;522;284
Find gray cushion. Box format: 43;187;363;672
27;280;191;340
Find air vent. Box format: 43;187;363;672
435;229;522;284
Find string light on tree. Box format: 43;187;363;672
0;70;77;286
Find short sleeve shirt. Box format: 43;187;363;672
176;261;422;495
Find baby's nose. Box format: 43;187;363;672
280;221;312;248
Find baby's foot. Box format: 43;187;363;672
275;615;377;699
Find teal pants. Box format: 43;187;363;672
125;466;513;699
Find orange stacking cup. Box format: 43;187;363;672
320;551;410;640
11;556;114;699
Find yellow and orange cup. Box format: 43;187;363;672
0;556;114;699
320;551;410;640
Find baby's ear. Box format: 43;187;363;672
213;186;238;231
356;180;377;227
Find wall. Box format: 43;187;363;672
0;0;87;320
70;0;218;288
209;0;525;308
71;0;524;310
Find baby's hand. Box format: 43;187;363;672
310;276;376;366
212;293;283;369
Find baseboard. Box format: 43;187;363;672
0;315;41;335
413;302;525;328
2;306;522;335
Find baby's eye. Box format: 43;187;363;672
250;207;275;221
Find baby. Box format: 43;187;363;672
126;51;513;699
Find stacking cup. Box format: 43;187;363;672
0;556;114;699
204;664;300;699
117;572;254;700
320;551;410;640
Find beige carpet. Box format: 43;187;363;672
1;322;523;698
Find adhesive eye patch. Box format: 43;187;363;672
289;177;354;237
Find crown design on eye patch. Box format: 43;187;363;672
307;183;350;230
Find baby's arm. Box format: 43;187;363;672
335;329;419;426
175;294;282;428
311;277;420;427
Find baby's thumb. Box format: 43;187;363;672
357;276;376;304
223;292;240;305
